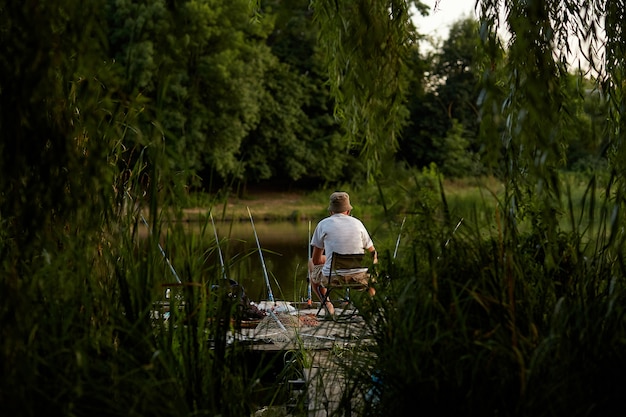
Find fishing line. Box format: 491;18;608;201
247;207;276;304
126;191;182;284
209;211;227;280
393;216;406;259
138;214;182;284
307;220;312;306
247;207;287;332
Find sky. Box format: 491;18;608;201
411;1;596;70
412;0;478;44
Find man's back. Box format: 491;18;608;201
311;213;373;275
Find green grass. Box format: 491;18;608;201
3;168;625;417
325;169;626;417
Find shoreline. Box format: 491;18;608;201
181;190;327;222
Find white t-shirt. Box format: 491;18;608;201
310;213;374;276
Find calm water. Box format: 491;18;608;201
202;220;313;303
169;218;394;303
150;220;312;302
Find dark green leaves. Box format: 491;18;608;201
313;0;416;166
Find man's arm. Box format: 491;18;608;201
312;246;326;265
367;245;378;264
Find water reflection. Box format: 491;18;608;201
173;217;392;303
209;221;312;302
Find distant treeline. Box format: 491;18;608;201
6;0;605;194
118;0;609;187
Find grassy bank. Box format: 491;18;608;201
183;189;328;221
182;176;505;223
4;170;623;417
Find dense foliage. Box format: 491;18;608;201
103;0;375;189
2;0;626;416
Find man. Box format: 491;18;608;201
308;191;377;315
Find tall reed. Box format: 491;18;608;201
335;171;626;417
0;150;286;416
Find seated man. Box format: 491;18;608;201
308;191;377;315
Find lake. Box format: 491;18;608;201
216;220;312;303
177;217;394;304
156;213;399;302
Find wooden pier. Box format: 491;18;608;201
237;305;377;417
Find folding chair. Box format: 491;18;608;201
316;252;372;317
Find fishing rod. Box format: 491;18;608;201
247;206;275;303
126;190;182;284
247;208;288;332
307;220;312;306
393;216;406;259
444;218;464;248
211;211;286;331
209;211;227;281
139;215;182;284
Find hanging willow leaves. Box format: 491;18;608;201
311;0;419;166
475;0;623;250
604;1;626;198
0;0;121;265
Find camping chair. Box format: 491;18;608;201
316;252;373;317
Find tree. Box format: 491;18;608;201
0;2;133;414
239;59;310;182
434;17;482;152
399;16;483;177
397;44;443;168
561;72;609;172
475;0;615;243
237;0;376;188
106;0;275;184
0;0;119;264
312;0;426;170
240;0;339;186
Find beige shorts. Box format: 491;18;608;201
309;264;370;287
